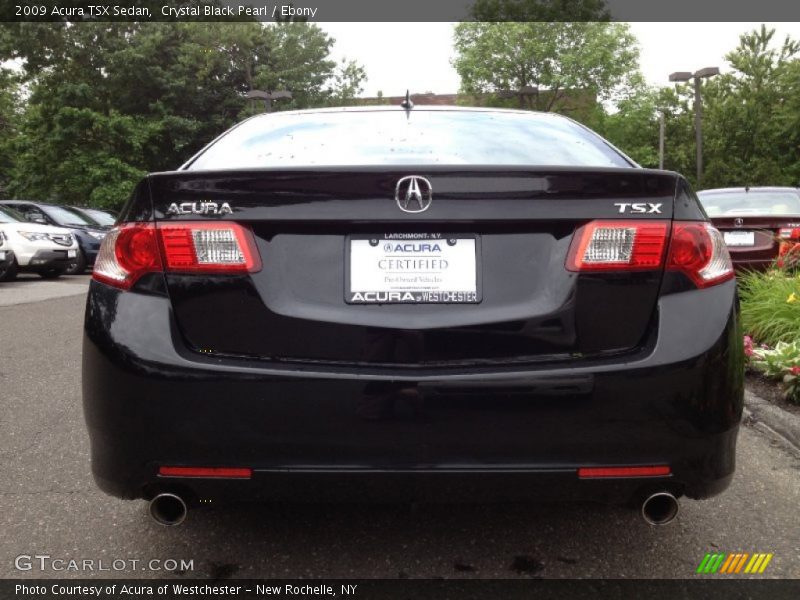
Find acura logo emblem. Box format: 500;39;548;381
395;176;433;213
734;218;744;227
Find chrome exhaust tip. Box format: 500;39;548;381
641;491;679;525
149;492;188;526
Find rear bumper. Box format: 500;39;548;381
82;279;743;504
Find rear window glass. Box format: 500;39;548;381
187;110;632;170
698;190;800;216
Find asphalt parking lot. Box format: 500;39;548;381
1;275;799;580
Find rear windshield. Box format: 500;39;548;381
187;110;633;170
698;190;800;216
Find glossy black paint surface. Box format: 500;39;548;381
143;168;679;364
83;277;742;503
146;166;677;222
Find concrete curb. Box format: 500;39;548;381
743;388;800;453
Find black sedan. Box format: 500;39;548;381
82;107;742;527
0;200;107;275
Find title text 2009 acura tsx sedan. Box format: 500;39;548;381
82;106;742;527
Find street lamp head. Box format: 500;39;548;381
669;72;693;82
693;67;720;79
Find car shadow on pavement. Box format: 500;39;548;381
136;500;680;579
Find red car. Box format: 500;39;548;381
697;187;800;271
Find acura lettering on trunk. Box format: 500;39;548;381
82;106;743;527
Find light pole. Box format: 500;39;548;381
657;109;667;170
245;89;292;113
669;67;719;185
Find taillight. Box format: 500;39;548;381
567;220;669;271
159;223;261;273
567;220;734;288
779;227;800;241
93;222;261;290
666;222;734;288
93;224;161;290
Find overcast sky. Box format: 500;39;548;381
324;22;800;98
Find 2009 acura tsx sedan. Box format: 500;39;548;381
82;106;743;527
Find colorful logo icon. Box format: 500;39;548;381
696;552;773;574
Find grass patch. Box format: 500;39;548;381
739;269;800;346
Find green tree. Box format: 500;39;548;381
452;21;640;113
701;26;800;188
595;83;695;174
0;68;21;198
0;21;365;208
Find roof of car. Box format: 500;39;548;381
698;187;800;195
0;200;51;206
245;105;563;118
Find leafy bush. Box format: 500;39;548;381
739;270;800;346
747;341;800;404
751;341;800;377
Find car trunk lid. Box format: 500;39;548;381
149;167;677;366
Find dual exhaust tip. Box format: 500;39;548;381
640;491;679;526
149;492;188;526
148;490;679;527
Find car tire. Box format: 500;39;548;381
0;256;18;282
65;249;86;275
38;269;62;279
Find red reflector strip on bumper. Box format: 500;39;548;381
577;466;671;479
158;466;252;479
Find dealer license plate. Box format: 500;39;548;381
0;251;5;261
723;231;755;246
68;250;77;258
346;234;480;304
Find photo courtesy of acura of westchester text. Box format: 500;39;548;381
1;0;800;594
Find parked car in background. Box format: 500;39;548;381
697;187;800;271
84;107;741;527
0;205;78;281
0;230;13;281
0;200;107;275
67;206;117;230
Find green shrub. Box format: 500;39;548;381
739;270;800;346
751;341;800;377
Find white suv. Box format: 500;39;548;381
0;205;79;281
